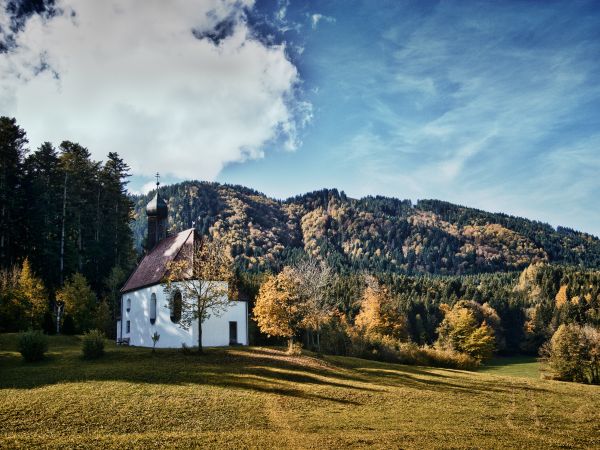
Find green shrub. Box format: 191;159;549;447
18;330;49;362
396;342;472;369
82;330;105;359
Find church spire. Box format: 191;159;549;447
146;173;168;250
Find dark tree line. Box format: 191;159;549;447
0;116;135;333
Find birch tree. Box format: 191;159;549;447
163;236;233;353
291;259;334;352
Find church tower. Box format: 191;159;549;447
146;173;168;250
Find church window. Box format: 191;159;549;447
170;290;182;323
150;293;157;324
126;298;131;312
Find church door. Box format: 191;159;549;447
229;321;238;345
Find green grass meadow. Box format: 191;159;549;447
478;355;541;379
1;334;599;449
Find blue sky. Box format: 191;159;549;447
221;0;600;236
1;0;599;236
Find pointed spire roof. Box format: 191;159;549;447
146;172;167;217
146;191;167;217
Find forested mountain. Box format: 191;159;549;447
131;181;600;275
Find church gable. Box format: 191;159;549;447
120;228;195;293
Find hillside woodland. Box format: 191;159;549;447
131;181;600;274
129;182;600;381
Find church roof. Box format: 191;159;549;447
120;228;195;293
146;191;168;217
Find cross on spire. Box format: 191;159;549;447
155;172;160;188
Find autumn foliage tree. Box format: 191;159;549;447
253;267;303;352
164;236;233;353
56;272;97;333
541;323;600;384
437;301;496;361
354;276;408;341
291;259;334;352
0;265;25;331
18;258;48;327
0;260;47;331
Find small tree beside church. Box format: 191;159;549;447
163;236;233;354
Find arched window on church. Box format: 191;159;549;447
126;298;131;313
170;290;182;323
150;293;157;324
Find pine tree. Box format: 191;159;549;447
58;142;101;286
0;117;28;268
23;142;62;288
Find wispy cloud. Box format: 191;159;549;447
327;1;600;234
311;13;335;30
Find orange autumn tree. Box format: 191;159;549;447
253;267;303;352
18;258;47;327
354;276;408;340
436;301;496;361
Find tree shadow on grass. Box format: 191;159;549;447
0;344;551;401
0;345;378;405
358;367;553;395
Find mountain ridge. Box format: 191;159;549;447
130;181;600;274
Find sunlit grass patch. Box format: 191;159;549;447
0;334;598;449
478;355;540;379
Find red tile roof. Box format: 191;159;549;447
120;228;195;293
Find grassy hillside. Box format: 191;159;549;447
130;182;600;274
478;356;540;379
1;335;599;449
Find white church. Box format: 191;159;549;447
116;186;248;348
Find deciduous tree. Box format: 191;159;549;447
290;258;334;351
253;267;302;352
18;258;47;327
57;272;97;333
437;302;497;361
164;236;233;353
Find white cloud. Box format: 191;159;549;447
311;13;335;30
132;181;160;196
0;0;308;180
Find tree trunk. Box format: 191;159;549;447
198;322;203;354
55;303;63;334
288;336;294;353
60;172;67;285
316;328;321;354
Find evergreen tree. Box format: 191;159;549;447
0;117;28;268
23;142;62;288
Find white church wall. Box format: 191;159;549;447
119;282;248;348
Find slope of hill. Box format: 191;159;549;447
130;181;600;274
1;335;599;449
